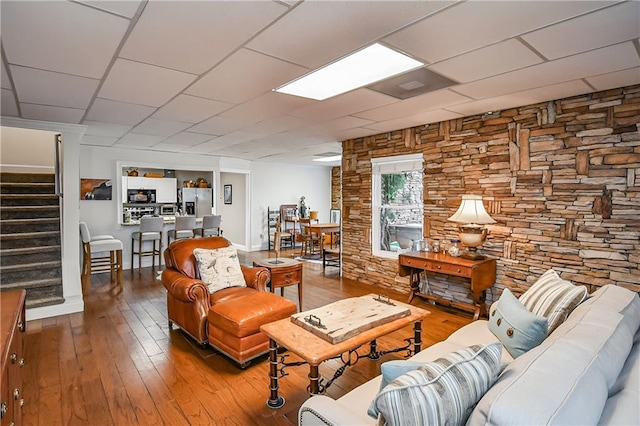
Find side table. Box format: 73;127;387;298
253;258;303;310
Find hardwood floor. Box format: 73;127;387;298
23;247;472;425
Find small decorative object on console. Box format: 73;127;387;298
448;239;461;257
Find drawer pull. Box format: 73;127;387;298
19;358;25;367
437;265;441;269
18;322;24;332
10;352;17;363
20;399;24;408
1;401;6;418
457;268;461;273
13;389;19;400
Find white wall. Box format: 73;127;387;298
250;161;332;251
0;126;56;172
219;172;247;247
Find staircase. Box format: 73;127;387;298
0;172;65;308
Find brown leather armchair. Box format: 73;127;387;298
162;237;296;366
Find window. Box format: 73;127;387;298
372;154;423;258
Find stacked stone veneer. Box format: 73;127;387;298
331;166;341;209
340;85;640;306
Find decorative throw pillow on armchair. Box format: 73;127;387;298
193;246;247;293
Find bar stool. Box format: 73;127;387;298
195;214;222;237
131;216;163;271
79;222;123;294
167;216;196;246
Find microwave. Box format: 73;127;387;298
160;204;177;215
127;189;156;204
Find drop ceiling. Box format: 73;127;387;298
1;0;639;167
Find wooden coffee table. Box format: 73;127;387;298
260;294;430;408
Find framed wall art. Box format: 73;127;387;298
80;178;112;200
224;184;232;204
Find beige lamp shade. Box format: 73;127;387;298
448;195;495;259
448;195;496;225
309;211;319;220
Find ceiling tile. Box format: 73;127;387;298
75;1;142;18
291;116;375;138
85;98;156;125
188;116;246;135
115;133;164;148
81;135;119;147
455;42;640;99
1;1;129;78
364;109;462;132
132;118;192;137
119;1;288;74
385;1;613;63
221;91;314;124
83;121;132;138
428;39;543;83
447;80;594;116
99;59;196;107
1;60;11;89
160;132;216;147
522;2;640;60
1;89;18;116
290;88;399;121
354;89;471;121
20;103;84;123
186;48;308;104
152;94;233;123
586;67;640;91
10;65;99;109
247;1;453;68
242;115;311;135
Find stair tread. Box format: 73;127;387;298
1;278;62;288
1;205;59;210
0;182;55;186
0;245;61;255
26;296;65;309
1;194;58;198
1;217;59;224
1;231;60;238
0;260;62;271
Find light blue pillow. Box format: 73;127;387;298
367;360;426;418
372;343;503;425
489;288;548;358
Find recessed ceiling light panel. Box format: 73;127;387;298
274;43;424;101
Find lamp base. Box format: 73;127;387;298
460;251;486;261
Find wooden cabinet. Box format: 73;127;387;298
1;290;26;426
123;177;177;203
399;252;496;320
155;178;177;203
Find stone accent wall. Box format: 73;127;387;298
341;85;640;305
331;166;341;210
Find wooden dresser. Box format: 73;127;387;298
1;290;26;425
399;251;496;320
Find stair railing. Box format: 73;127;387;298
54;134;63;197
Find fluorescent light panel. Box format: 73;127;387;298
275;43;424;101
313;155;342;162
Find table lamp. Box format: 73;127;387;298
447;195;495;260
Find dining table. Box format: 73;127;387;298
305;222;340;251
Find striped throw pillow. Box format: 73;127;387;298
519;269;588;334
373;343;502;426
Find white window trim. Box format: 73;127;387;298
371;154;423;259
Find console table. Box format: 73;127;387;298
1;289;26;424
399;251;496;320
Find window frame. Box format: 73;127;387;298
371;154;424;259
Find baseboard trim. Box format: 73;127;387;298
26;295;84;321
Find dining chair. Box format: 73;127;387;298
167;215;197;245
195;214;222;237
79;222;123;294
131;216;164;271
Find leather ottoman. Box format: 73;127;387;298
207;290;297;367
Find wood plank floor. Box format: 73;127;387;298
23;247;472;425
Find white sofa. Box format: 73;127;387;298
299;285;640;425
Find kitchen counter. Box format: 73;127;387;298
122;216;203;226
